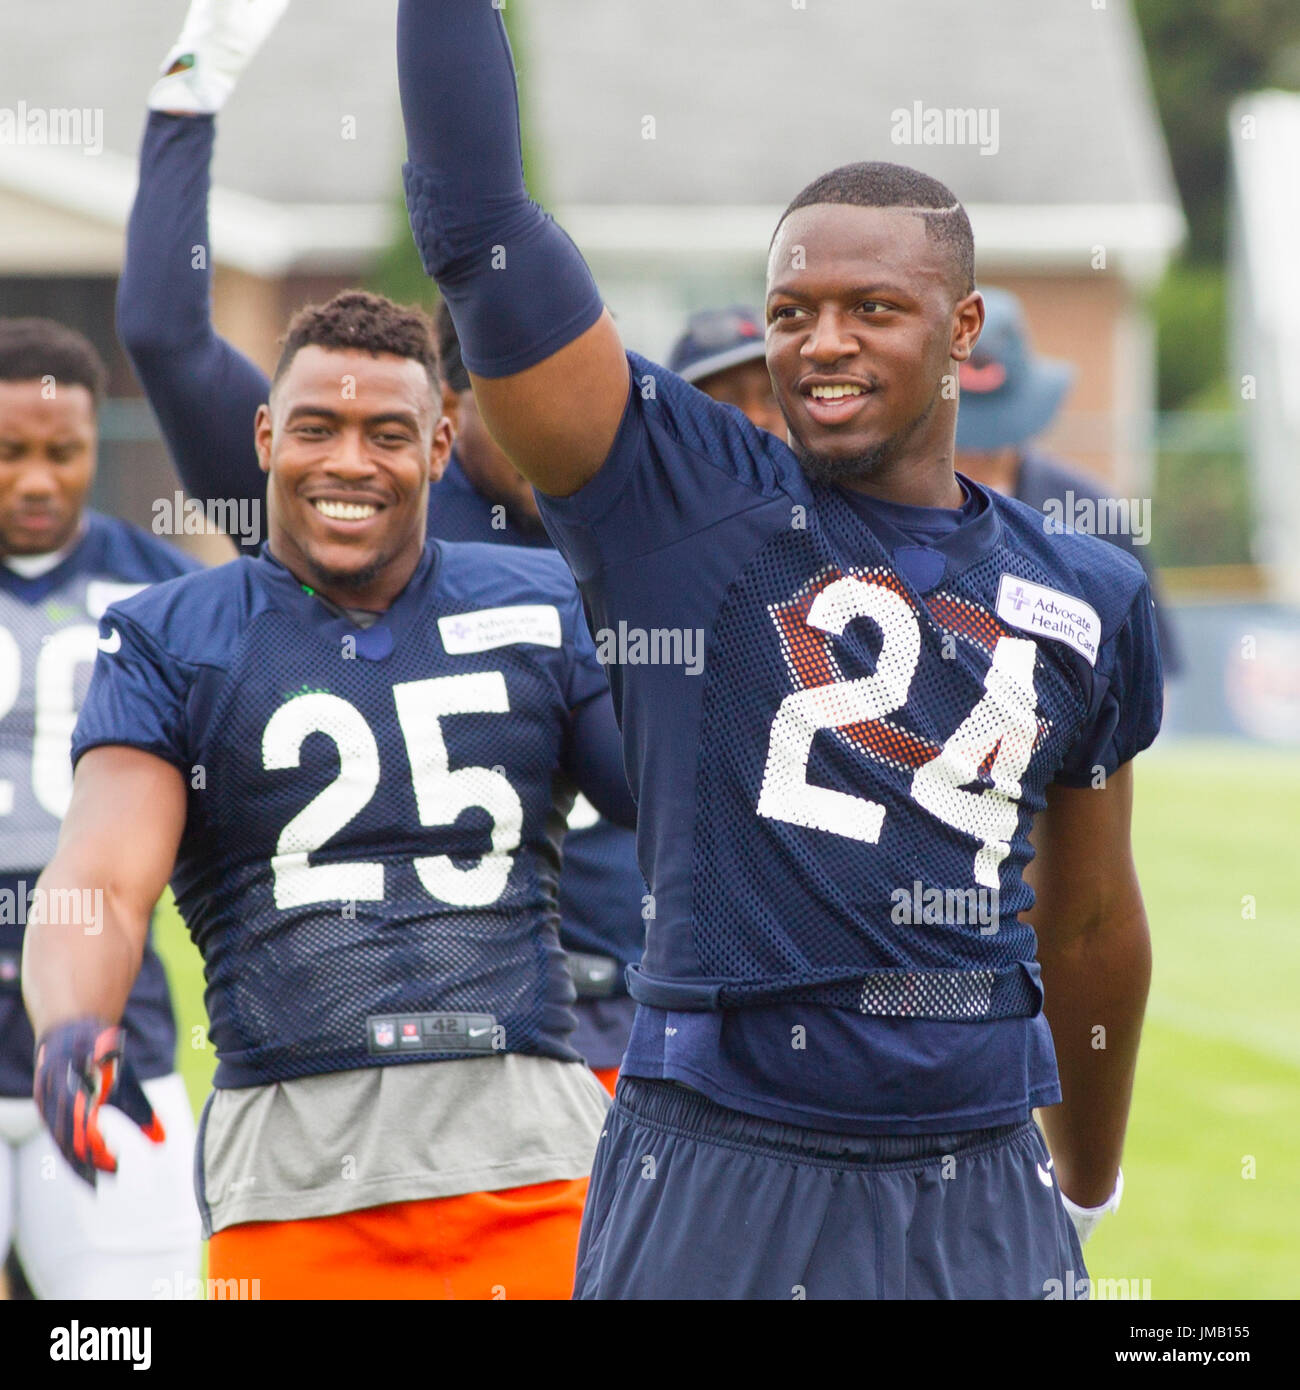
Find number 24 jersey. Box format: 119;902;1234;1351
537;354;1163;1130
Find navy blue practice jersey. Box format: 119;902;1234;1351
431;455;552;550
0;513;195;1095
72;540;613;1089
537;353;1163;1132
430;455;647;1069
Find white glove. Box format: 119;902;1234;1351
1061;1167;1124;1245
148;0;292;114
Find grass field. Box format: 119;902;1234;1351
152;737;1300;1300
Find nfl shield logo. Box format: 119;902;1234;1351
372;1019;395;1048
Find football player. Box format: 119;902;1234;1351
115;0;644;1094
394;1;1162;1298
24;291;635;1299
0;318;200;1298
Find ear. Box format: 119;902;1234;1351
439;382;462;437
429;412;454;486
950;291;985;363
254;402;273;475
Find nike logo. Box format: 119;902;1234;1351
1036;1160;1055;1187
468;1026;491;1038
97;628;122;654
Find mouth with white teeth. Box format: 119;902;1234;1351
801;380;874;426
311;497;381;523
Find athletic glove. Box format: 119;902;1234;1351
148;0;291;115
33;1019;165;1189
1061;1167;1124;1246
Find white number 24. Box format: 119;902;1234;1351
262;672;524;910
757;576;1039;888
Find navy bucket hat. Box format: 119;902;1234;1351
955;287;1075;451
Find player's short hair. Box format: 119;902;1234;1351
273;290;443;399
0;317;107;405
775;162;975;297
433;300;471;393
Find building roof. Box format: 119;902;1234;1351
522;0;1183;277
522;0;1178;210
0;0;1181;275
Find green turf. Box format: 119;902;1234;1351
150;737;1300;1300
150;897;213;1115
1084;739;1300;1300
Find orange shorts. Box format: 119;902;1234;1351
592;1066;619;1098
207;1176;588;1300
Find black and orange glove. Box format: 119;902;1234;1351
33;1019;165;1188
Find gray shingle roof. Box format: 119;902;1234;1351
3;0;1177;214
2;0;402;205
518;0;1179;211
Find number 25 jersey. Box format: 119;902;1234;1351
72;540;610;1088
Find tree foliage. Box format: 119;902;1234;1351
1134;0;1300;263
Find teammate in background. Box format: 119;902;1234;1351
0;318;200;1298
115;0;644;1093
667;306;784;438
395;2;1161;1298
25;292;635;1299
954;287;1180;676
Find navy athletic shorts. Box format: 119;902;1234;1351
574;1077;1088;1299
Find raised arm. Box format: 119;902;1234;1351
1024;762;1150;1219
116;0;290;527
397;0;631;496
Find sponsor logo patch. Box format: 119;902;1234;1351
438;604;561;654
996;575;1101;666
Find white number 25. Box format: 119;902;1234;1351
262;672;523;910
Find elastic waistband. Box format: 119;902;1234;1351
614;1077;1029;1169
627;959;1044;1021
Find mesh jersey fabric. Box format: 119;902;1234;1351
72;539;610;1088
537;352;1162;1127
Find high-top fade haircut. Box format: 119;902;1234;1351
775;162;975;297
273;290;443;400
0;318;108;405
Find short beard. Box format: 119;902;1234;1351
301;549;389;595
791;391;939;488
791;435;894;487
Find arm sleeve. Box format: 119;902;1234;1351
397;0;604;378
1054;580;1164;787
116;112;269;535
71;613;195;773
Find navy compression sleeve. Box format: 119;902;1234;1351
116;112;269;535
397;0;605;378
563;692;637;831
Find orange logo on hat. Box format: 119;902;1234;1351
959;360;1007;393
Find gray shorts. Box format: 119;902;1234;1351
574;1077;1087;1299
